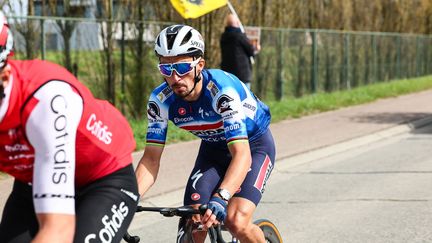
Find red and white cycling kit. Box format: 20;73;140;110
0;59;136;215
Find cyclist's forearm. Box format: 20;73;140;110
33;213;75;243
220;143;252;196
221;157;250;195
135;159;160;197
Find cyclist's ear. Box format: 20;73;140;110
197;58;205;71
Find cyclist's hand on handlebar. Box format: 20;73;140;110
202;196;227;228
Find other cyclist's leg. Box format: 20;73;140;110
0;180;38;243
73;164;139;243
225;129;276;243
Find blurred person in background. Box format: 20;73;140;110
220;14;260;89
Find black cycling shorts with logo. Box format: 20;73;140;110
184;129;276;206
0;164;139;243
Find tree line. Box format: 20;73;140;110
3;0;432;118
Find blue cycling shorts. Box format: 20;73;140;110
183;129;275;206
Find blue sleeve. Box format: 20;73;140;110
145;93;169;147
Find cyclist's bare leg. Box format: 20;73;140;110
225;197;265;243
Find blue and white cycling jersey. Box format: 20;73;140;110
145;69;271;146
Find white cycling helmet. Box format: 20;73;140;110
0;11;13;69
155;24;204;57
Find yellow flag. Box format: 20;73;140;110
170;0;228;19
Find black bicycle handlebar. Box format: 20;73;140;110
135;205;208;217
123;205;209;243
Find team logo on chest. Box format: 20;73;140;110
216;95;234;113
178;107;186;116
148;102;161;119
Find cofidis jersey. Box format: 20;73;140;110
0;60;135;187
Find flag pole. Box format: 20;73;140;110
226;0;255;64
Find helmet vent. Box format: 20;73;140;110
156;35;161;47
181;31;192;46
167;33;176;50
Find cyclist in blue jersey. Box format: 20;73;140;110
135;24;276;243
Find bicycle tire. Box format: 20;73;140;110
254;219;283;243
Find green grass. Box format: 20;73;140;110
131;75;432;150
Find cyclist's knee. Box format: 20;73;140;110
225;211;252;236
225;198;256;236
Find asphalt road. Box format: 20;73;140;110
126;123;432;242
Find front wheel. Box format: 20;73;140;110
254;219;283;243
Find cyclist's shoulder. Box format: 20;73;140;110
203;69;241;93
10;59;67;72
204;69;236;82
148;82;175;110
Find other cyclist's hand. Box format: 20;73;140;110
205;197;227;223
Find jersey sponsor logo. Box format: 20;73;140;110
206;81;219;98
13;163;33;170
7;128;18;140
147;127;163;134
243;102;256;111
84;201;129;243
189;128;224;136
191;193;201;201
147;101;161;120
198;107;214;118
224;123;241;132
254;155;273;194
201;136;226;142
174;116;194;123
191;169;203;190
157;86;173;102
4;143;30;152
121;189;138;202
51;94;72;184
86;113;113;145
216;95;234;113
198;107;204;119
178;107;186;115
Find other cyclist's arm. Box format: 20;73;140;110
25;81;83;242
135;145;164;197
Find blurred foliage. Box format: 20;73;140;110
4;0;432;120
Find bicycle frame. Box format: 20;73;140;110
124;205;227;243
124;205;282;243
